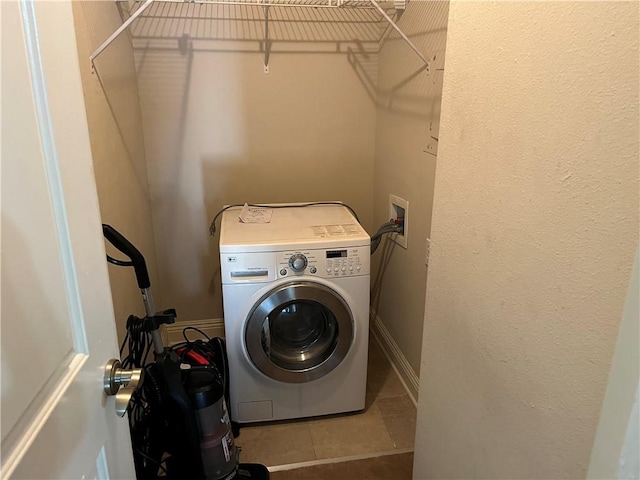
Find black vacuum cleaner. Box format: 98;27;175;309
103;224;268;480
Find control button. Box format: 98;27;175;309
341;267;346;272
334;268;339;272
356;266;361;271
280;269;287;276
349;266;354;271
310;267;317;274
289;253;308;272
326;268;332;273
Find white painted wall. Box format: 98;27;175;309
133;4;377;320
72;2;159;341
617;387;640;479
588;252;639;480
414;2;639;478
372;0;449;388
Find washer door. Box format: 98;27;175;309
245;281;354;383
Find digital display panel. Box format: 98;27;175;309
326;250;348;258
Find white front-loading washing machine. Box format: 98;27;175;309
219;204;370;423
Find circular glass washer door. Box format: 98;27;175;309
244;281;354;384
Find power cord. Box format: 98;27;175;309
120;315;153;369
119;318;165;479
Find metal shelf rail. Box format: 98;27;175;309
90;0;430;73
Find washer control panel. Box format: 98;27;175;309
277;245;370;278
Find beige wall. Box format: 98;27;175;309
372;1;449;382
73;2;159;342
414;2;639;479
133;4;377;321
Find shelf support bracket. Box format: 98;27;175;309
90;0;155;70
368;0;430;70
263;3;271;73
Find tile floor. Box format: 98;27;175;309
234;334;417;469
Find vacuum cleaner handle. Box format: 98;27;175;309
102;224;151;289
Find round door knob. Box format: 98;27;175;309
289;254;308;272
103;358;144;417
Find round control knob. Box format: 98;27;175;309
310;267;317;274
288;254;308;272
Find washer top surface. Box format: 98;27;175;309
219;203;370;253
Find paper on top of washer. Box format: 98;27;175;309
238;204;273;223
311;224;361;237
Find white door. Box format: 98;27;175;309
1;1;136;478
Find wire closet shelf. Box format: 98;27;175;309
91;0;429;71
167;0;378;6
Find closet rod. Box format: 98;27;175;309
91;0;429;69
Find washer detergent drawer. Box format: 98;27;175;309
221;252;277;284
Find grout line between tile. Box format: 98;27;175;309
267;447;414;472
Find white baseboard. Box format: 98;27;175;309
369;309;419;406
164;318;225;346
